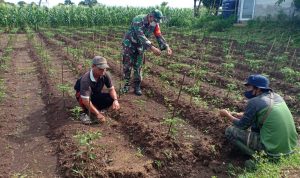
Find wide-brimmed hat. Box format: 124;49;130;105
244;74;271;90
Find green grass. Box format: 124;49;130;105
0;79;5;101
211;20;300;48
239;149;300;177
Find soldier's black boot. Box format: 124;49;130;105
134;82;142;96
122;84;130;94
121;80;130;94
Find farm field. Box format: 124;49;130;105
0;23;300;177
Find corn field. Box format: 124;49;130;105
0;4;194;29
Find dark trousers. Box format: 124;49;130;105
76;92;114;111
91;93;114;110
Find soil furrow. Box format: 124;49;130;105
0;34;59;177
31;32;159;177
38;30;235;178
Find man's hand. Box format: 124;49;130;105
112;100;120;110
150;46;161;56
219;109;239;123
219;109;230;118
167;47;173;56
232;112;243;118
96;112;106;123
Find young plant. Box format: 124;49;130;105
163;149;173;159
70;106;83;120
73;131;102;160
245;59;263;71
135;147;144;158
280;67;300;83
57;83;72;107
162;117;183;138
226;83;237;98
154;160;163;169
210;144;217;155
164;72;186;137
0;79;6;102
221;62;235;77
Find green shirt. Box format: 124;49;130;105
257;100;298;156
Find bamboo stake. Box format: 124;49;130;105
290;49;297;68
279;32;285;43
228;40;234;57
168;72;186;135
61;61;65;108
285;36;291;53
119;52;123;98
261;38;276;74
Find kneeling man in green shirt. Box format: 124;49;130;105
220;74;298;157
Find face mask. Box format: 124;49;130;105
244;90;256;99
150;21;157;27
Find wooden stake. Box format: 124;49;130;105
290;49;297;67
285;36;291;53
261;38;276;73
61;61;65;108
168;72;186;135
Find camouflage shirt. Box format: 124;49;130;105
122;14;169;53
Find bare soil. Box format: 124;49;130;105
0;34;59;177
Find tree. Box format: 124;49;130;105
78;1;85;5
64;0;74;5
277;0;300;8
38;0;47;6
203;0;222;15
78;0;98;7
30;2;37;6
194;0;223;16
161;1;168;7
18;1;26;6
194;0;203;17
159;1;169;15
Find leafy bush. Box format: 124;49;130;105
240;149;300;177
207;16;236;32
280;67;300;82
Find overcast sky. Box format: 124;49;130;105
4;0;194;8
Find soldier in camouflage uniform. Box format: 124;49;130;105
122;9;172;96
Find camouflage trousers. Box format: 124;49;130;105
122;45;144;85
225;126;264;156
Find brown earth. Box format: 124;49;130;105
2;28;298;178
0;34;59;177
36;30;243;177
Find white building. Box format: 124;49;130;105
238;0;295;21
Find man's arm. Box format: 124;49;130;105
220;100;257;130
153;24;168;50
219;109;240;122
154;24;172;56
109;86;120;110
104;74;120;110
132;22;161;56
233;101;257;129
